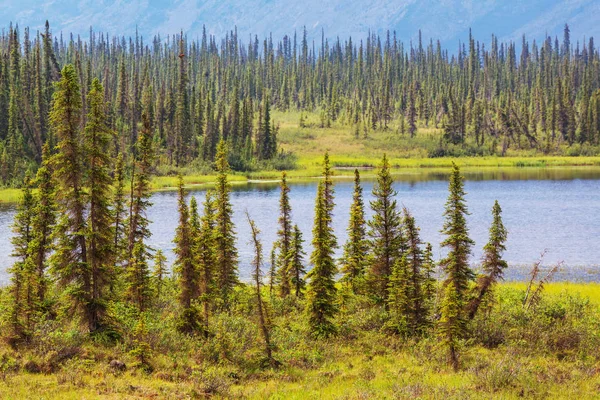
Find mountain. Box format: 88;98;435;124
3;0;599;46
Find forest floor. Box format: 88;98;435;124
1;282;600;399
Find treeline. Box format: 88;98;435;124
1;22;600;185
4;64;512;369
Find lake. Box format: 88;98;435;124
1;167;599;284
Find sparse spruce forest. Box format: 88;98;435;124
0;21;600;399
0;23;600;189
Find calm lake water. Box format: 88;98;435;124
1;167;599;284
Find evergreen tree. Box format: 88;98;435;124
402;207;428;335
125;241;153;312
438;163;474;370
386;254;411;334
50;64;96;332
127;114;153;265
112;154;127;265
214;139;238;307
439;281;462;371
153;250;167;299
367;155;404;301
306;153;338;337
29;144;55;305
467;200;508;320
83;78;116;329
422;243;437;315
175;34;191;165
197;190;217;333
340;169;368;292
287;225;306;297
7;178;36;342
276;171;293;297
174;176;201;333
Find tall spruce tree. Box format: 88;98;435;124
214;139;238;307
127;114;153;264
175;33;191;165
340;169;368;292
174;176;200;332
125;114;154;312
83;78;116;328
367;154;404;301
29;144;55;305
402;207;428;335
197;190;217;334
50;64;96;332
438;163;474;370
306;153;338;337
112;154;127;265
276;171;293;297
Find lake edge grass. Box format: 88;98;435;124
1;156;599;204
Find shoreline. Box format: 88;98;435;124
1;157;599;204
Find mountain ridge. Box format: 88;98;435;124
3;0;599;47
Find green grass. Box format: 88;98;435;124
0;188;29;204
506;282;600;304
6;342;597;399
1;282;599;399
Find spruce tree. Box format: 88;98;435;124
174;176;200;333
340;169;368;292
287;225;306;297
83;78;116;329
214;139;238;307
29;144;55;305
153;250;167;299
422;243;437;315
197;190;217;333
276;171;293;297
386;254;411;334
7;178;36;342
438;163;474;370
50;64;96;332
306;153;338;337
367;154;404;301
175;34;191;165
112;154;127;265
127;114;153;264
468;200;508;320
402;207;428;335
126;241;153;312
439;281;462;371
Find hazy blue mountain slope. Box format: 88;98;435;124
4;0;598;45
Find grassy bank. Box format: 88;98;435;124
1;109;599;203
1;282;599;399
1;160;599;204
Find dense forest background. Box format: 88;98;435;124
0;22;599;187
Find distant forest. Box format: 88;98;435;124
0;22;599;185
